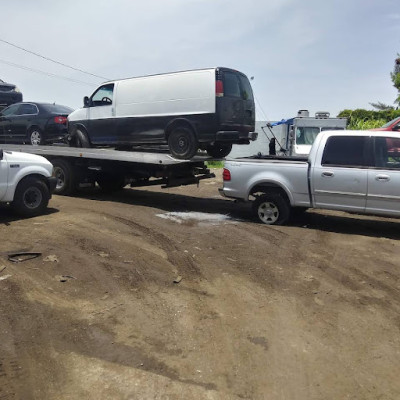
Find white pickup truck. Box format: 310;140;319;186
0;148;56;216
221;130;400;225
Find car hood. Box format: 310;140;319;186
3;150;53;173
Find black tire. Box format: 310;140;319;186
28;127;43;146
167;126;198;159
206;142;232;158
51;158;78;195
72;128;90;148
97;174;126;193
252;193;291;225
11;177;50;217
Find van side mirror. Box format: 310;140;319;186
83;96;90;107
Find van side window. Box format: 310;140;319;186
374;137;400;169
223;72;241;98
321;136;370;167
91;84;114;107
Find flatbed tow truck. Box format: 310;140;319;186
0;144;216;195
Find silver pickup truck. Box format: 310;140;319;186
220;130;400;225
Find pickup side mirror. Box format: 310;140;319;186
83;96;90;107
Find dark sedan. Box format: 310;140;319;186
0;102;73;145
0;79;23;109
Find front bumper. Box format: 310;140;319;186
47;176;57;195
216;131;258;143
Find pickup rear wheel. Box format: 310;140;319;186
253;194;290;225
12;177;50;217
168;126;198;159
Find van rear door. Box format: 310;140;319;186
216;68;255;134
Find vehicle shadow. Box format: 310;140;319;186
291;210;400;240
70;187;400;240
0;206;59;225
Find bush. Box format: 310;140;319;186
337;108;400;130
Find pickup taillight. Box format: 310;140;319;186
223;168;231;181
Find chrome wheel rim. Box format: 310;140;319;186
30;131;41;145
54;167;65;190
23;187;42;209
258;201;279;224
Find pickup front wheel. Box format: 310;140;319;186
12;177;50;217
252;193;290;225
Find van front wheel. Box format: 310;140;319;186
168;127;198;159
206;142;232;158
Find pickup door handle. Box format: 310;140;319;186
321;171;334;177
375;174;390;182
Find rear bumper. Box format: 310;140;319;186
216;131;258;143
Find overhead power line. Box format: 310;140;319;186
0;58;96;87
0;37;110;81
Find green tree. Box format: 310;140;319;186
391;55;400;106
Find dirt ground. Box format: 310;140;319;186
1;169;400;400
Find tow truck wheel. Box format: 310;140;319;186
253;193;290;225
12;177;50;217
168;126;198;159
206;142;232;158
51;159;77;195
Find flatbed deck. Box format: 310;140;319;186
0;144;218;165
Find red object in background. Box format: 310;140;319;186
371;116;400;132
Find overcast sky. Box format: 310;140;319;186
1;0;399;120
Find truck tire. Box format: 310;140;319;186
73;128;90;148
168;126;198;159
252;193;290;225
11;177;50;217
206;142;232;158
51;158;77;195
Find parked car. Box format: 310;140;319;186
221;130;400;225
67;67;257;159
0;102;73;145
0;148;56;216
0;79;23;110
371;116;400;132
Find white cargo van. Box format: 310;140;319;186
67;67;257;159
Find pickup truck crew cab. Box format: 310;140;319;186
221;131;400;225
0;149;56;216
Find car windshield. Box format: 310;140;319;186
382;117;400;128
42;104;73;114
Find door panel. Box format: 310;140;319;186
311;135;371;212
366;136;400;215
312;166;368;211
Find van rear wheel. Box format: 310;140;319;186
168;126;198;159
206;142;232;158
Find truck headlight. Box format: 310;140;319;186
14;87;21;93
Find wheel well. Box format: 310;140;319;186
72;125;91;145
17;173;48;189
28;125;41;134
250;183;291;205
165;119;196;140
